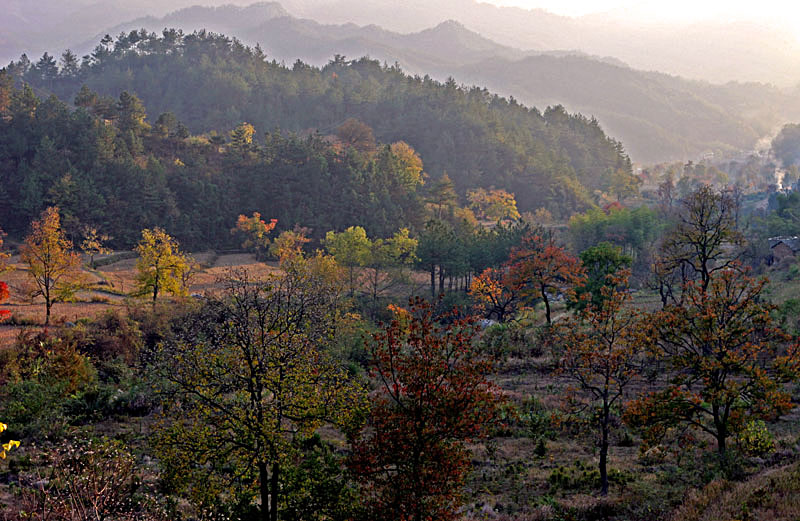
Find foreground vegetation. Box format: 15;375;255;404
1;183;800;521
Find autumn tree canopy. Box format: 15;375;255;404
0;281;10;322
349;298;505;521
232;212;278;261
508;232;584;325
626;267;800;457
323;226;372;296
134;228;191;303
79;225;112;269
470;266;523;322
467;187;520;222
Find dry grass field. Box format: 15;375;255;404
0;251;280;347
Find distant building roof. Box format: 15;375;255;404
769;236;800;252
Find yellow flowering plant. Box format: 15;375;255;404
0;422;20;459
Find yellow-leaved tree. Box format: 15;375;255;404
80;225;112;269
20;206;83;325
134;228;192;303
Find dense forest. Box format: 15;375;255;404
2;30;633;231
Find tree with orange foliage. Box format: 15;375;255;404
625;267;800;458
232;212;278;261
349;298;506;521
470;266;523;322
558;271;643;495
20;207;83;325
508;233;584;325
269;226;311;263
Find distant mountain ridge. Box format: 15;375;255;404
80;2;290;49
57;2;800;163
277;0;800;87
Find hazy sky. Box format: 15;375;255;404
486;0;800;34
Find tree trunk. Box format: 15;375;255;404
715;418;727;457
438;266;445;295
45;297;52;326
541;286;551;325
430;267;436;298
270;461;279;521
600;408;610;496
258;461;270;521
713;405;727;457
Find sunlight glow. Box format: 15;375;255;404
485;0;800;39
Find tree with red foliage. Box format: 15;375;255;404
0;226;10;321
508;233;584;325
349;298;506;521
0;281;10;322
625;267;800;457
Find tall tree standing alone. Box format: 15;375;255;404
559;271;643;495
20;207;83;325
134;228;191;303
654;185;744;306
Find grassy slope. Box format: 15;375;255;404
671;462;800;521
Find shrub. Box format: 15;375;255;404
68;310;143;365
548;460;634;493
15;438;168;520
737;420;775;457
0;331;96;437
518;396;557;442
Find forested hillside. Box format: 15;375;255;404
2;30;633;246
61;5;800;163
